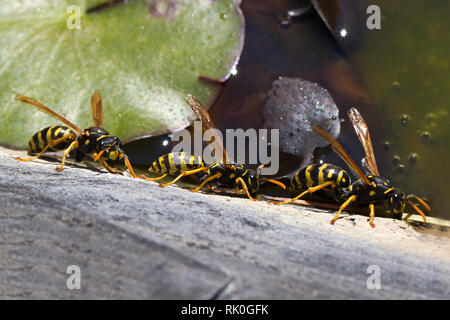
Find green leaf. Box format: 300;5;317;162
0;0;243;147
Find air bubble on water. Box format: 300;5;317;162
262;77;340;172
401;114;410;126
383;141;391;150
421;130;431;141
392;155;400;165
408;153;419;164
220;13;228;20
230;65;238;76
280;19;290;29
397;164;406;173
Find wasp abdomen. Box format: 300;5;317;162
290;163;350;191
28;126;77;155
150;152;204;174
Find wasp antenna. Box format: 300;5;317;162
257;164;264;175
407;194;430;212
407;200;427;223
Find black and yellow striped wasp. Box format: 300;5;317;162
14;92;139;177
272;108;430;227
144;94;286;200
315;108;430;227
269;162;352;206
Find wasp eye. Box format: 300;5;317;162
390;191;405;212
98;141;106;150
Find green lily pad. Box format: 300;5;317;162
0;0;244;148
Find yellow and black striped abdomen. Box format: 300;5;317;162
149;152;205;175
28;126;77;155
290;163;351;191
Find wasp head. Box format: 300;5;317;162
388;189;406;214
95;136;123;165
247;170;260;194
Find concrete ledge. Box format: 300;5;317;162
0;146;449;299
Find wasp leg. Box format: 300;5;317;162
406;200;427;223
269;181;335;205
260;178;287;190
235;177;257;201
407;194;431;213
369;204;376;228
16;136;74;162
159;167;208;188
142;173;168;181
144;167;169;181
99;158;122;175
122;153;139;178
330;195;357;225
56;140;79;172
235;185;244;194
190;172;222;192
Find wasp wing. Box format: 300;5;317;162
91;90;104;128
15;94;83;134
186;94;230;164
313;124;371;185
347;107;380;176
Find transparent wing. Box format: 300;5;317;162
15;94;83;134
313;124;371;185
186;94;230;164
347;107;380;176
91;90;104;128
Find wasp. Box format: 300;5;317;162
144;95;286;200
314;108;430;227
14;92;139;177
271;108;430;227
146;152;207;184
269;163;352;206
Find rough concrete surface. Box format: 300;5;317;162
0;146;449;299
